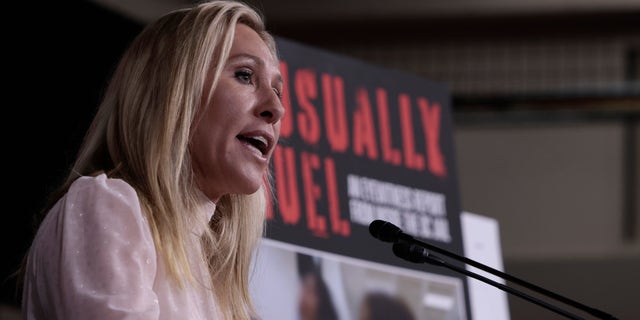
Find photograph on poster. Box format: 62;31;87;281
251;238;467;320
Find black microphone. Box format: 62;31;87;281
369;219;618;320
368;219;405;242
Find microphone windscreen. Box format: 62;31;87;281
368;220;401;242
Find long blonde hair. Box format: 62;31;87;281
45;1;277;318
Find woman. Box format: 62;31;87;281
20;1;284;319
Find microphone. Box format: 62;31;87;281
369;219;618;320
368;219;405;242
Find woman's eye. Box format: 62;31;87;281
235;70;253;84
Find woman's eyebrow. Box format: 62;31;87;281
228;53;264;65
229;53;283;84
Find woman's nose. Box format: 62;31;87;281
257;88;285;123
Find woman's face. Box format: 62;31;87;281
191;23;284;203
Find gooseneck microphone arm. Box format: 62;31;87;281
369;220;618;320
393;241;585;320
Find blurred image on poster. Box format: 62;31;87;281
358;291;416;320
297;253;339;320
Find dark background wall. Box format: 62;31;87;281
2;1;142;310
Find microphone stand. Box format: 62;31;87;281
370;220;618;320
393;241;586;320
397;237;616;319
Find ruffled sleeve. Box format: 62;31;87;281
23;174;160;319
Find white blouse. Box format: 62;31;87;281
22;174;222;319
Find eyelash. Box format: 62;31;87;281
235;69;282;100
234;69;253;84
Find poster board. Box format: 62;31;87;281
253;36;469;320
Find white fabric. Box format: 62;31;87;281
22;174;221;319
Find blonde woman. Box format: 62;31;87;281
20;1;284;319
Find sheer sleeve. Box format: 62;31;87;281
24;174;160;319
